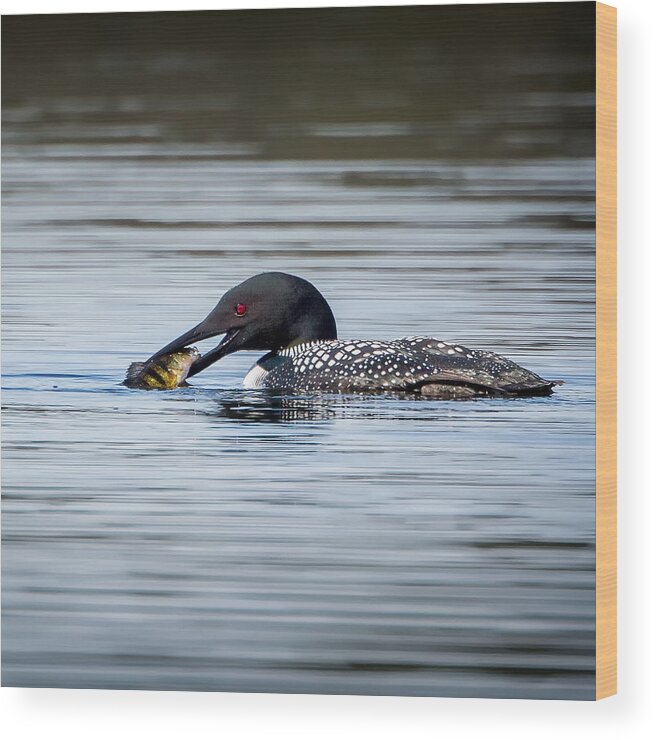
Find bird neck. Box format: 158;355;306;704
283;300;338;349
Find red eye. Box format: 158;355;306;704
235;303;247;316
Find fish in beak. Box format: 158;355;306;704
148;320;243;379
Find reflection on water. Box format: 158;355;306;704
2;5;595;699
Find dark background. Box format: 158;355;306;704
3;3;595;159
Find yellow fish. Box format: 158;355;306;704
124;347;200;390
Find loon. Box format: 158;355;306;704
148;272;560;398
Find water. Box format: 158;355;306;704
2;6;596;699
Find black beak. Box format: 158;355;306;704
147;320;241;378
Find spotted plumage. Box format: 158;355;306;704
244;337;557;397
149;272;561;399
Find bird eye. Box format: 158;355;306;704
235;303;247;317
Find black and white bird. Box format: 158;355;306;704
148;272;560;399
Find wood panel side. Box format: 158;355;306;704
595;1;617;701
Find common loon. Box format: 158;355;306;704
149;272;560;398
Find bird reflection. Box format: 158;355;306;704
211;391;340;422
206;389;412;423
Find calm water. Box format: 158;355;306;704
2;7;596;699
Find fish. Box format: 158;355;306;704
123;347;201;390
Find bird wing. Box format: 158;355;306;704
395;337;559;395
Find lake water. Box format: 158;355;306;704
2;7;596;700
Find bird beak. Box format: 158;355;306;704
147;318;241;377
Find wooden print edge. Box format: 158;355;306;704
595;1;617;701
